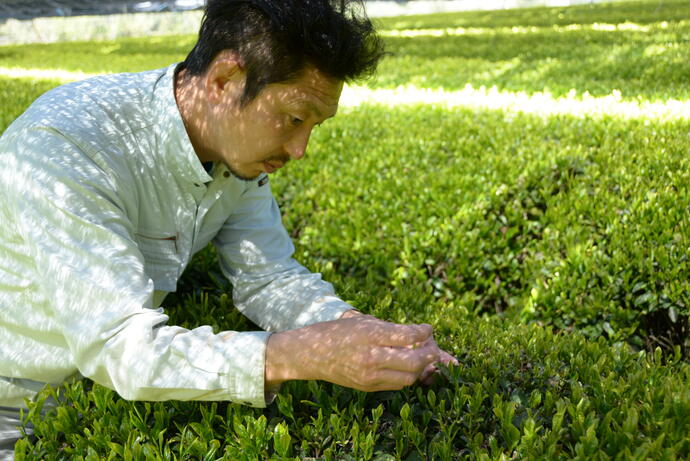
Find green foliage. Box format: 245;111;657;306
375;0;690;30
15;319;690;459
0;35;195;75
374;20;690;101
373;2;690;101
2;0;689;458
2;0;689;101
276;106;690;353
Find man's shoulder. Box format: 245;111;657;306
0;66;177;190
7;66;172;142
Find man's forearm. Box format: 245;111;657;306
264;309;362;387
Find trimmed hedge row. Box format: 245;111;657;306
273;105;689;355
375;0;690;30
16;314;690;459
2;1;689;101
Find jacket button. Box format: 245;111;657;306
223;171;230;178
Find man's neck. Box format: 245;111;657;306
174;67;211;164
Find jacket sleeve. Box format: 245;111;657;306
4;127;270;407
213;177;354;333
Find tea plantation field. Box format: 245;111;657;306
2;0;690;459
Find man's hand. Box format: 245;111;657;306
417;336;459;385
265;310;457;392
339;310;458;385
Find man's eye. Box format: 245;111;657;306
290;116;303;126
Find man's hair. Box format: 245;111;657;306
181;0;385;106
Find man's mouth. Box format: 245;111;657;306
263;161;282;173
262;158;288;173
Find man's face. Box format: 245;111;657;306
206;66;343;181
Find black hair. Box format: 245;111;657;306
181;0;385;106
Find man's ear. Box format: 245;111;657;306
204;50;246;105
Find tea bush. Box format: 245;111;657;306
372;0;690;100
276;105;689;355
375;0;689;30
0;36;196;75
16;316;690;460
2;0;690;100
3;0;689;459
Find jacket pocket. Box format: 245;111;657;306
134;231;180;292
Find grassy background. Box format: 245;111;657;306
2;0;689;459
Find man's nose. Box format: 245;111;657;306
284;127;312;160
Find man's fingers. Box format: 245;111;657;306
370;342;440;374
419;363;437;385
370;322;433;347
356;369;419;392
413;323;433;342
440;350;459;366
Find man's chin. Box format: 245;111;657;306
226;164;261;182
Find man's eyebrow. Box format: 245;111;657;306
289;98;338;119
303;101;323;118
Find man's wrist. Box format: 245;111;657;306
265;329;308;388
265;310;365;389
265;332;288;387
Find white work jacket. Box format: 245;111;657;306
0;63;352;408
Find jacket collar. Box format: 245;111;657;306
152;63;212;186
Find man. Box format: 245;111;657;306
0;0;456;456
